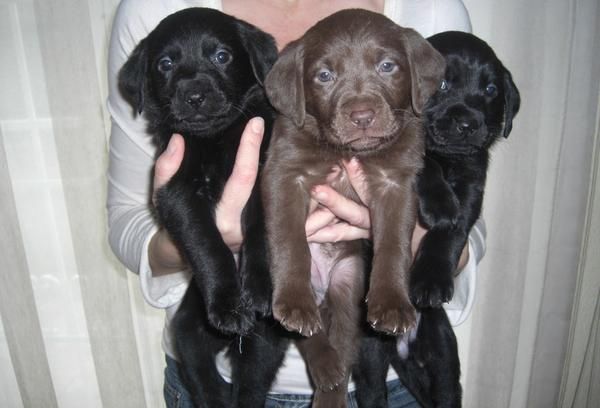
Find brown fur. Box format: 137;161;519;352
261;9;445;406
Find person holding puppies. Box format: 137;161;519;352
107;0;485;406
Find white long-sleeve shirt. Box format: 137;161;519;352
106;0;481;394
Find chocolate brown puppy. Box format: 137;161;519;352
261;9;445;406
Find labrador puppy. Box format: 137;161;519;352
411;31;521;307
118;8;277;407
355;31;520;408
260;9;445;407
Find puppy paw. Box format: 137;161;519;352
366;287;416;335
410;274;454;308
241;277;272;319
308;346;346;391
410;262;455;308
272;295;321;337
207;293;255;335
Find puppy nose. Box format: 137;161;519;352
350;109;375;128
186;92;205;107
455;119;479;134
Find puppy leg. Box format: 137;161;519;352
311;255;365;408
410;227;467;307
353;334;395;408
231;321;289;408
239;185;272;318
366;186;417;334
156;178;254;334
296;325;346;393
172;285;231;408
392;308;462;408
416;156;460;228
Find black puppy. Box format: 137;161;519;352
118;8;277;407
355;31;520;408
411;31;520;307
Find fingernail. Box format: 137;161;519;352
251;117;264;133
348;157;360;168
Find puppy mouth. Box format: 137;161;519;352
171;103;235;130
342;135;392;152
427;124;486;154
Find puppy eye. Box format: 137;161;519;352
157;57;174;73
317;69;334;83
378;61;396;73
485;83;498;96
439;79;449;91
213;50;232;65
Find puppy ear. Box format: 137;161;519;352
502;69;521;138
235;20;279;85
118;39;148;115
401;28;446;116
265;40;306;127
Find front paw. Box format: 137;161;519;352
241;281;272;319
410;259;455;308
272;293;322;337
366;287;416;335
207;291;255;335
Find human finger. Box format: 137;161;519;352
311;184;371;230
215;117;264;249
342;157;370;205
305;207;338;237
153;133;185;202
307;221;371;243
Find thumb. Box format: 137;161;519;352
153;134;185;193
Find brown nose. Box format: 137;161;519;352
350;109;375;128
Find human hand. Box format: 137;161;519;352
305;158;371;243
148;117;265;276
305;158;469;270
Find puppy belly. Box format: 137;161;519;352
309;242;361;305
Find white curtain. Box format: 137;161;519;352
0;0;598;407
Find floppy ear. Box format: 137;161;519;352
235;20;279;85
401;28;446;116
502;69;521;138
118;39;148;114
264;40;305;127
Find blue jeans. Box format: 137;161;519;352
164;355;420;407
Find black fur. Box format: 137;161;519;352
118;8;277;407
355;31;520;408
411;31;520;307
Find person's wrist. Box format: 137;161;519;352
148;229;185;277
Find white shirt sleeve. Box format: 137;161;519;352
444;218;486;326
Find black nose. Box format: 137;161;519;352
454;118;479;134
350;109;375;128
186;92;205;107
